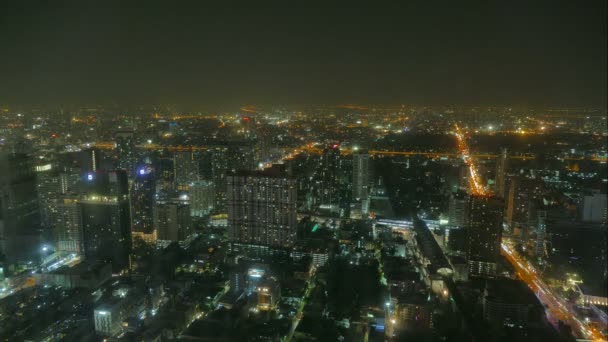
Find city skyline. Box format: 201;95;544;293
0;2;606;341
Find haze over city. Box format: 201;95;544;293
0;2;606;342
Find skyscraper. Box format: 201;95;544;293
211;142;256;211
494;148;508;198
131;167;156;243
173;151;199;188
80;148;102;174
36;163;63;230
0;153;42;272
81;170;131;271
227;167;297;248
582;192;608;224
154;200;193;245
115;129;136;175
448;191;470;228
535;210;547;261
189;180;215;217
352;150;370;201
210;146;229;210
54;196;84;256
467;195;504;277
319;143;342;212
506;176;543;234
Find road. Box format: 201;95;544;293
454;125;605;341
284;271;316;342
91;141;607;162
501;243;606;341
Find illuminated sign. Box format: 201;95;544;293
248;268;265;278
35;164;52;172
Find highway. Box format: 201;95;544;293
454;123;486;195
501;243;605;341
90;141;607;162
454;124;605;341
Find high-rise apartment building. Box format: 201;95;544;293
189;181;215;217
318;144;342;212
115;129;136;175
535;210;547;260
153;200;192;243
81;170;131;271
582;192;607;224
467;195;504;277
227;167;297;248
131;167;156;243
352;151;370;201
80;148;102;174
494;148;508;198
0;153;42;272
448;191;470;228
173;151;199;187
210;142;256;211
54;196;84;256
506;176;543;233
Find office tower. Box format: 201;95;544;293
0;153;42;273
448;191;470;228
494;148;508;198
467;195;504;277
352;151;370;201
153;200;192;243
80;148;102;174
189;181;215;217
54;196;84;256
115;129;136;175
173;151;199;188
227;167;297;247
131;167;156;243
81;170;131;271
535;210;547;260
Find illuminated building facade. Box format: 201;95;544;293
227;167;297;248
153;200;192;244
0;153;42;272
448;191;470;228
467;195;504;277
131;167;156;243
352;150;370;201
494;148;508;198
115;129;136;175
81;170;131;271
189;180;215;217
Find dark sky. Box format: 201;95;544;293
0;1;606;106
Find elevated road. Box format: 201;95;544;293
501;244;605;341
91;142;606;162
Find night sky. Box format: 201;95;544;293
1;1;606;106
